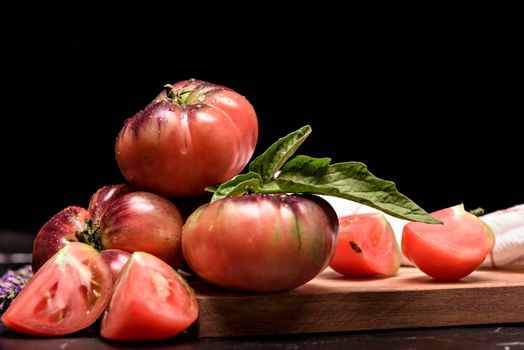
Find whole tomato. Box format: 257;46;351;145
115;79;258;197
32;184;184;272
182;194;338;292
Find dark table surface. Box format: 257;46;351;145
1;232;523;349
1;323;524;350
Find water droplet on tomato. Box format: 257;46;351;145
198;95;206;102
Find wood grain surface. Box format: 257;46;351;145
188;267;524;337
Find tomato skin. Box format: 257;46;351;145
182;194;338;292
330;213;400;277
1;243;112;336
87;184;134;224
402;204;496;280
32;206;89;272
100;249;131;282
100;192;184;268
101;252;198;341
115;79;258;197
32;185;184;272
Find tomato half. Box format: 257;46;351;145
100;252;198;341
402;204;496;280
182;194;338;292
115;79;258;197
1;243;112;335
330;213;400;277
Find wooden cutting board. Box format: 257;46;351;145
187;267;524;337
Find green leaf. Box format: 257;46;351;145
249;125;312;183
274;155;441;224
211;172;262;202
207;125;439;224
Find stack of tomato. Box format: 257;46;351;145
2;79;262;341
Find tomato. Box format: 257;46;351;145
182;194;338;292
98;191;184;268
32;184;184;272
31;206;90;272
402;204;496;280
100;249;131;282
1;243;112;335
115;79;258;197
329;213;400;277
100;252;198;341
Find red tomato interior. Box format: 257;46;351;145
101;252;198;341
330;213;400;277
1;243;112;336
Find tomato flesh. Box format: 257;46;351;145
1;243;112;335
402;204;495;280
101;252;198;341
329;213;400;277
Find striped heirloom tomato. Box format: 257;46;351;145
183;194;338;292
116;79;258;197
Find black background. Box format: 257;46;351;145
1;19;521;233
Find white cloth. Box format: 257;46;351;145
321;196;524;268
479;204;524;267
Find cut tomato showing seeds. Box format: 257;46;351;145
100;252;198;341
1;243;112;336
329;213;400;277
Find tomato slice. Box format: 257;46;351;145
402;204;496;280
329;213;400;277
100;252;198;341
1;243;112;335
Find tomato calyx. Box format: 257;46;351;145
164;84;201;105
469;207;485;216
75;219;103;252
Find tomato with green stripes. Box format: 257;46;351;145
182;194;338;292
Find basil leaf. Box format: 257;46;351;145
211;172;262;201
275;155;440;224
209;125;439;224
249;125;311;183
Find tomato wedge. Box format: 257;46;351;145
402;204;496;280
100;252;198;341
329;213;401;277
1;243;112;335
